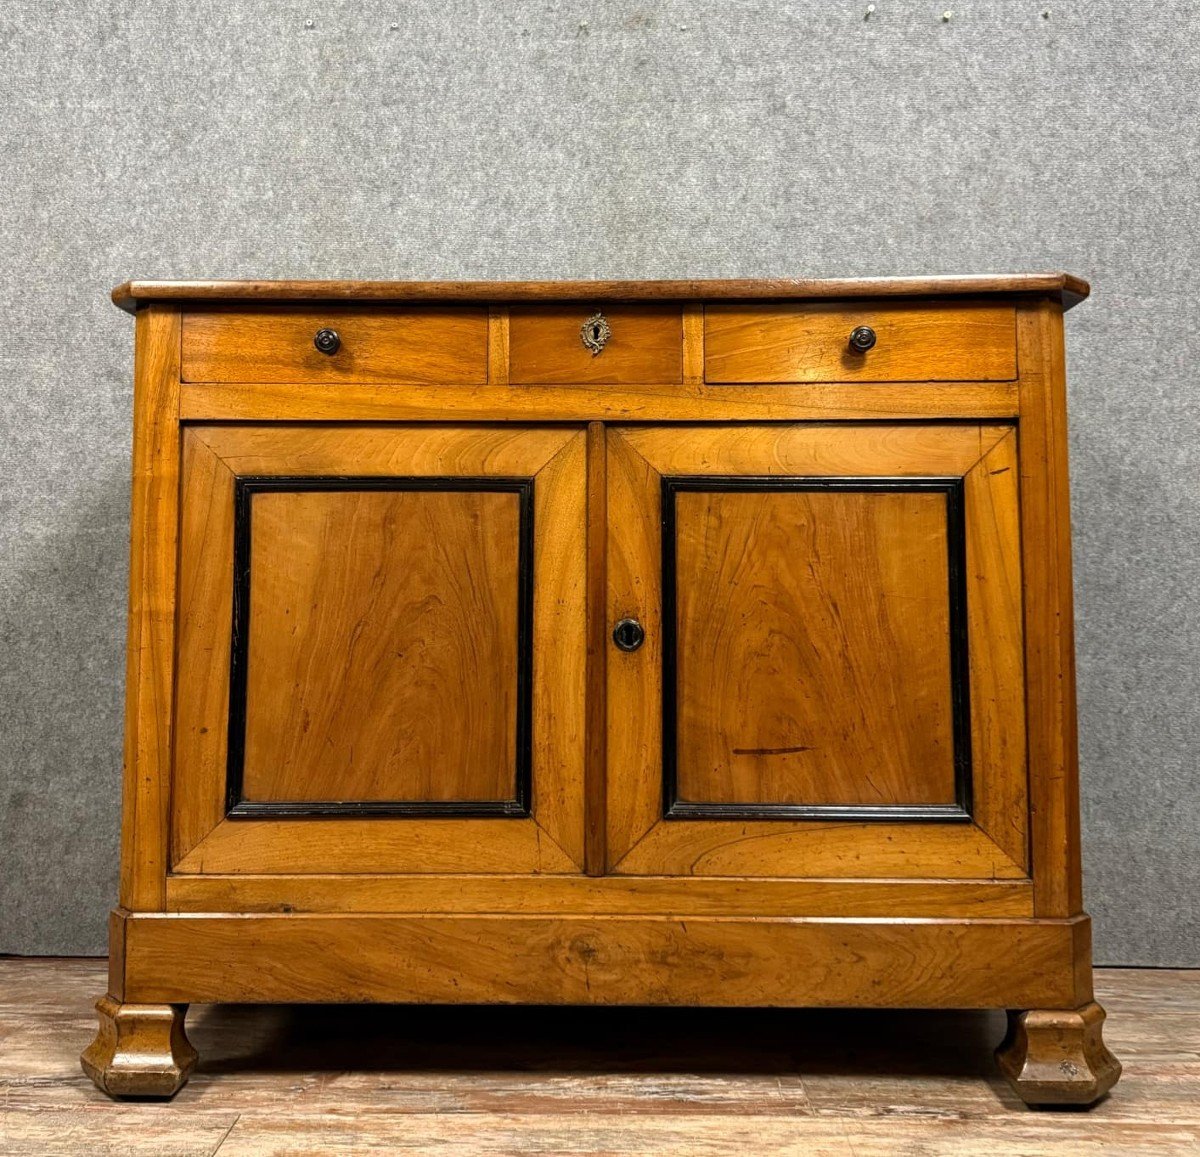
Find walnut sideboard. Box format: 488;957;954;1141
83;275;1120;1106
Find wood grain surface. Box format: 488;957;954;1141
614;422;1010;479
182;305;488;384
605;423;1027;879
118;305;181;911
609;820;1029;880
171;423;587;874
162;874;1036;918
674;487;956;808
241;488;521;805
172;816;579;876
8;960;1193;1156
114;910;1090;1009
179;379;1021;423
1017;300;1084;917
508;304;683;384
112;271;1091;310
605;427;665;868
171;428;238;862
79;996;196;1098
584;422;608;875
527;429;590;870
996;1001;1123;1105
963;431;1029;868
704;302;1017;382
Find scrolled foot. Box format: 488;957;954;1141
996;1001;1121;1106
81;995;197;1098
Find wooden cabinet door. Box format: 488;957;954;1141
606;424;1028;880
172;425;587;875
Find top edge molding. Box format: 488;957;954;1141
112;274;1090;314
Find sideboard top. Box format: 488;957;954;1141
112;273;1090;313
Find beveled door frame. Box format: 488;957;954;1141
659;472;974;824
605;422;1029;879
171;423;588;875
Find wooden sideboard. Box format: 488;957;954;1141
83;275;1120;1106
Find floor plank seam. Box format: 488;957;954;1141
207;1113;240;1156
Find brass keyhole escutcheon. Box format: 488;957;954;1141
580;310;611;356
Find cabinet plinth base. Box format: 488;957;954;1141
996;1001;1121;1106
111;909;1090;1009
81;995;197;1098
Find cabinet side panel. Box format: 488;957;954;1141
119;305;181;911
1017;299;1083;916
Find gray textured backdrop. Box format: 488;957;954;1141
1;1;1196;964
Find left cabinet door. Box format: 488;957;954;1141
171;424;588;875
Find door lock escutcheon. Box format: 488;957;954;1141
612;617;645;652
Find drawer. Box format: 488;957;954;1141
509;305;683;385
181;306;488;384
704;302;1017;383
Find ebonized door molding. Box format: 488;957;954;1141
224;475;535;820
660;474;973;824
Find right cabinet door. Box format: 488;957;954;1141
606;423;1028;879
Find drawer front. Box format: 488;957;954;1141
182;306;489;384
704;302;1017;383
509;305;683;385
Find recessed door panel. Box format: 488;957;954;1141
670;484;964;817
236;484;529;814
606;423;1028;879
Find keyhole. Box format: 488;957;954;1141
580;310;610;355
612;618;645;652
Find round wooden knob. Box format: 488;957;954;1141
313;328;341;355
848;325;877;353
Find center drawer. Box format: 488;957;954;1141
181;305;488;384
508;305;683;385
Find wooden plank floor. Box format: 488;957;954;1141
0;960;1196;1155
